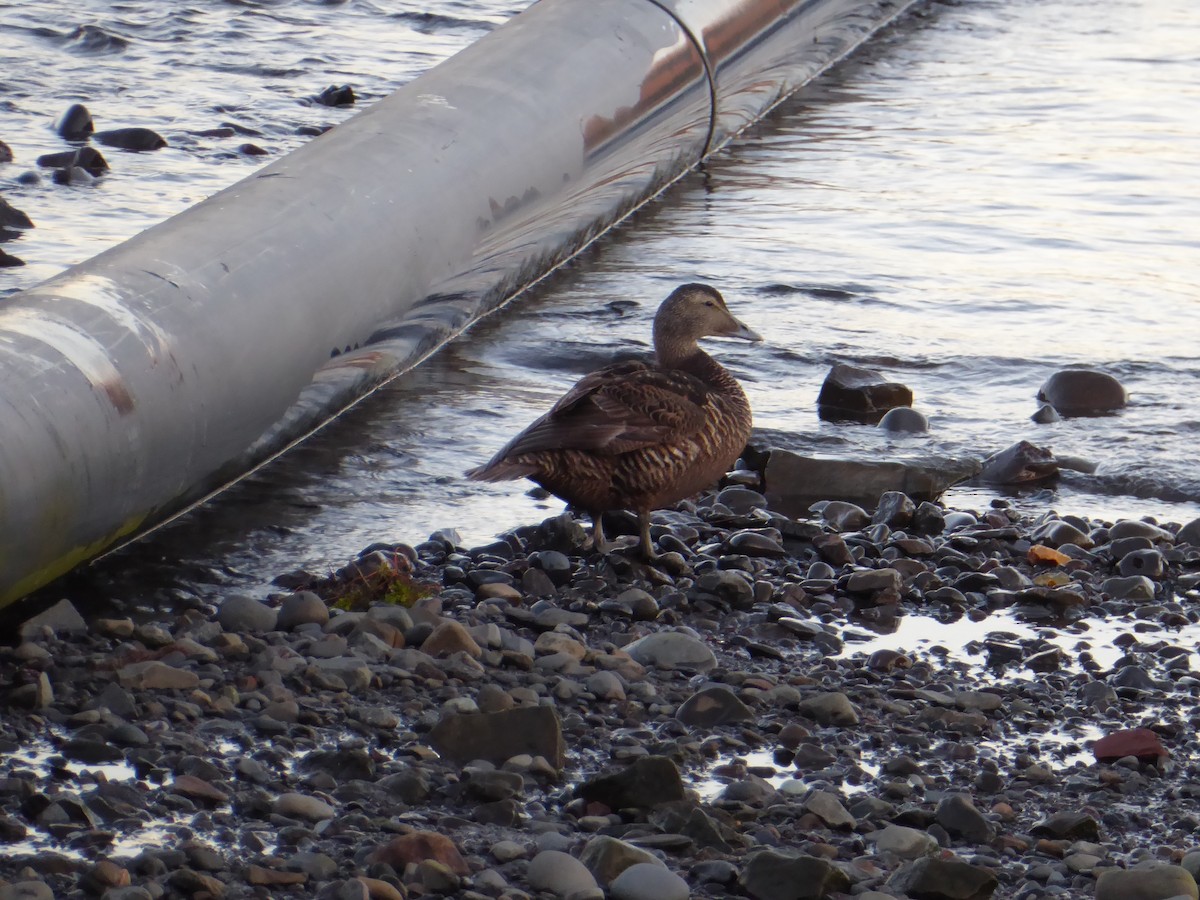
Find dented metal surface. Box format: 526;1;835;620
0;0;919;605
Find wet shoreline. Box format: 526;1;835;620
3;466;1200;900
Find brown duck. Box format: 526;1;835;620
467;283;761;559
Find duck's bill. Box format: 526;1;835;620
725;319;763;342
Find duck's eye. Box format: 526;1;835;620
704;300;716;307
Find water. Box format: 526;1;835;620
0;0;517;284
2;0;1199;607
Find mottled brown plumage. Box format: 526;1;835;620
467;283;761;559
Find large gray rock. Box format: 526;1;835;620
1038;368;1128;416
429;705;564;769
648;801;735;853
879;406;929;433
526;850;602;900
1109;519;1176;542
0;882;55;900
276;591;329;630
738;849;850;900
19;598;87;639
873;823;939;859
623;631;716;672
817;362;913;424
820;500;870;532
675;685;755;728
873;490;916;526
1094;864;1198;900
218;594;278;633
977;441;1058;486
935;793;993;843
609;863;689;900
887;858;998;899
1029;811;1099;841
579;835;665;886
576;755;685;811
1177;518;1200;547
802;790;855;829
1101;575;1156;601
1119;549;1165;579
117;661;200;691
763;448;978;516
797;691;859;726
274;792;335;822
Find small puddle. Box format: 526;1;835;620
0;731;245;860
838;606;1200;676
691;602;1189;803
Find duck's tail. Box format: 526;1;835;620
464;457;538;482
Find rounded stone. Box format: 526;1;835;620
217;594;278;633
820;500;871;532
878;406;929;433
610;863;689;900
586;670;626;701
526;850;602;899
675;685;754;727
1031;402;1061;424
613;588;659;620
274;792;335;822
1101;575;1156;601
55;103;93;140
1118;549;1165;579
1094;864;1198;900
622;631;716;672
1178;518;1200;547
874;823;939;859
1037;368;1128;416
277;591;330;630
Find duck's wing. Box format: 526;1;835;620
494;361;711;459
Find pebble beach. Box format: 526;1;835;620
3;450;1200;900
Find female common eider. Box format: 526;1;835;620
467;283;761;560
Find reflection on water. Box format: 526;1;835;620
0;0;522;289
6;0;1200;610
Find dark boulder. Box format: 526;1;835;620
739;850;851;899
55;103;94;141
429;705;564;768
37;146;108;176
1037;368;1128;416
94;127;167;151
1093;726;1167;763
817;362;913;424
763;447;978;515
976;441;1058;485
879;406;929;433
887;858;998;899
312;84;355;107
576;755;686;811
676;685;755;728
0;196;34;229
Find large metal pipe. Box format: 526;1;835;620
0;0;918;606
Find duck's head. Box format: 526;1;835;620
653;283;762;356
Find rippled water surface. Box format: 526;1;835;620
2;0;1198;604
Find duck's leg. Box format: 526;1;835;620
590;511;609;554
637;510;658;562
